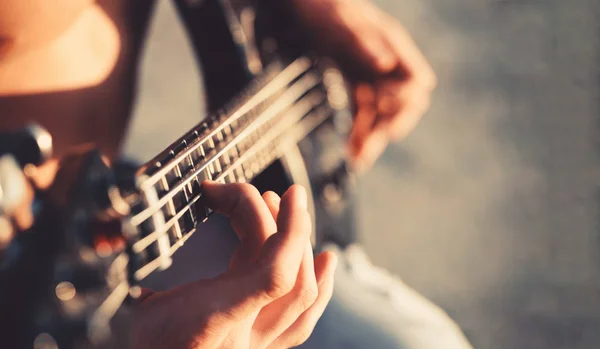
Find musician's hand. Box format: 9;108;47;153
292;0;437;172
131;182;337;349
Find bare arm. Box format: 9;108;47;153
289;0;437;171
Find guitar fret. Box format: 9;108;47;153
205;138;216;156
174;140;187;155
206;163;214;179
236;166;246;183
132;63;321;241
130;60;332;282
230;119;239;132
224;125;233;139
197;143;206;161
166;200;182;241
158;176;169;195
243;162;253;179
187;153;195;173
137;58;312;187
195;168;211;184
173;161;183;180
222;152;231;166
213;158;222;174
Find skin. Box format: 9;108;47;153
131;183;337;349
0;0;436;346
291;0;437;171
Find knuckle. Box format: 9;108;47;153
236;183;261;202
297;285;319;312
262;267;295;300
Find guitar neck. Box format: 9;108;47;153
126;57;336;280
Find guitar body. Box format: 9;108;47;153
173;0;359;248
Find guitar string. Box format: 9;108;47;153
128;70;321;227
134;57;312;192
133;96;332;281
129;79;325;256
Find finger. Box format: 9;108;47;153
355;82;376;106
230;191;282;268
354;127;390;172
374;79;431;141
201;181;276;255
389;92;431;141
333;5;396;73
348;103;378;162
348;83;378;159
344;29;396;74
253;242;317;347
374;79;409;118
194;186;311;323
380;14;437;90
143;247;317;349
134;276;251;348
267;251;338;349
255;185;312;300
262;191;281;221
350;78;430;171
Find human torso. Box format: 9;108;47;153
0;0;155;159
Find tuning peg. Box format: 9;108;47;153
0;155;28;216
0;155;28;247
0;124;53;167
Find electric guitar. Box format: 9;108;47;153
0;0;359;347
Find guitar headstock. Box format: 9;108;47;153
0;127;136;349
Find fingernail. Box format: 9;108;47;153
265;191;281;204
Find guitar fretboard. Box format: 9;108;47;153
126;57;336;280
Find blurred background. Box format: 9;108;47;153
123;1;600;348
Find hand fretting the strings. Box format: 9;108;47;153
126;57;336;281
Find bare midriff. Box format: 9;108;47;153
0;0;155;159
